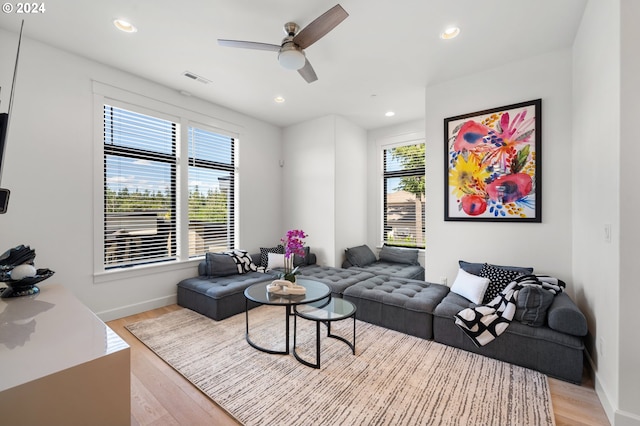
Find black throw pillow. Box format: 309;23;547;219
479;263;521;304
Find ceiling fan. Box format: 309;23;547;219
217;4;348;83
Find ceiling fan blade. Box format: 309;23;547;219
293;4;349;49
298;59;318;83
217;39;281;52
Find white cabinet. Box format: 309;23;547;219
0;284;130;425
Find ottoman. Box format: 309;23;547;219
343;276;450;339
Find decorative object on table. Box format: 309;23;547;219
280;229;307;283
444;99;542;222
0;244;55;298
266;279;306;295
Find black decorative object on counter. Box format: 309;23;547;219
0;269;55;298
0;245;54;298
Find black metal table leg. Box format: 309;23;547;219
245;302;290;355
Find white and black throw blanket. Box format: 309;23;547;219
224;249;258;274
454;274;564;347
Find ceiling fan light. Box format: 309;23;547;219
278;48;306;70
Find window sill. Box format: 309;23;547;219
93;257;202;284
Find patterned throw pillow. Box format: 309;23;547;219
224;250;258;274
259;245;284;268
479;263;521;304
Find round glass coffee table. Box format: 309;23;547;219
244;278;331;355
293;297;357;368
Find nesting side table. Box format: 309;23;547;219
293;297;356;368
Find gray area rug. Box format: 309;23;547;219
126;306;555;426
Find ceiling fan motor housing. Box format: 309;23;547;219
283;22;300;36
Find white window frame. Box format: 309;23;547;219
92;82;241;282
377;132;426;249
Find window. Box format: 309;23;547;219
102;104;236;269
103;105;177;268
383;142;425;248
187;127;235;257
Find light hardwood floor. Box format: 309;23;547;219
107;305;610;426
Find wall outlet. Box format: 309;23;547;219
440;277;448;285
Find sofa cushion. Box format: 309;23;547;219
205;252;239;277
345;245;377;267
343;276;449;339
295;265;376;296
348;262;425;280
450;268;490;304
515;285;554;326
259;245;284;268
178;271;273;300
459;260;533;276
379;245;419;265
547;292;588;336
177;272;274;321
293;246;311;267
479;263;522;303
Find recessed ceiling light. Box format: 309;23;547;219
274;96;285;103
440;26;460;40
385;111;395;117
113;19;137;33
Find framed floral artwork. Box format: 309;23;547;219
444;99;541;222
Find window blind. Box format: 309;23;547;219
103;105;177;268
383;143;425;248
187;126;235;257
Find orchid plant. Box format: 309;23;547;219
280;229;307;282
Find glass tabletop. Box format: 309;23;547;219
295;297;356;321
244;278;330;306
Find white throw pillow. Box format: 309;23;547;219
450;268;490;304
267;252;285;270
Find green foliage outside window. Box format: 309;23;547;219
105;187;228;222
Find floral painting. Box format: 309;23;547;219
444;99;541;222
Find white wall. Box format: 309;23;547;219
572;1;621;422
282;116;336;265
574;1;640;424
619;0;640;422
282;115;367;267
424;49;574;288
334;116;367;266
0;30;282;320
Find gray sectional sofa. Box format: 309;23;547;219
176;246;588;383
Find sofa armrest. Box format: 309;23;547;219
547;293;588;336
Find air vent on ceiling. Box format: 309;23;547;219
182;71;211;84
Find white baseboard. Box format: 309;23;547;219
615;410;640;426
586;350;640;426
585;350;615;425
96;294;177;322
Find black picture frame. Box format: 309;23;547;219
444;99;541;222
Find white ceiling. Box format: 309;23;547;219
0;0;587;130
